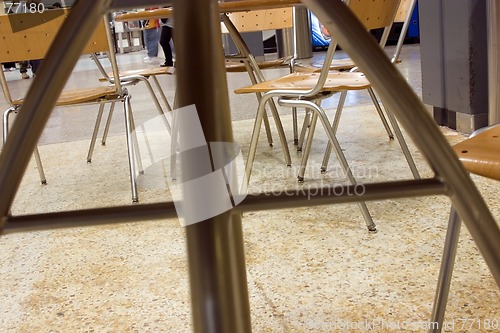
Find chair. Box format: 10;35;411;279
91;53;176;149
0;9;142;202
221;7;295;160
318;0;419;175
430;124;500;333
221;7;294;73
112;10;177;110
290;0;417;147
235;0;419;231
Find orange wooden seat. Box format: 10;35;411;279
234;71;370;93
452;125;500;180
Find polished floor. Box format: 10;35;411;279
0;44;499;332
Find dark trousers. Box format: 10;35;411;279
20;60;42;74
160;25;174;66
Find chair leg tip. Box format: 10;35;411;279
269;143;273;147
320;168;326;174
297;176;304;183
367;225;377;233
87;159;92;163
41;180;47;185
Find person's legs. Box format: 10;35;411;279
143;27;159;59
159;25;174;67
30;60;42;75
19;61;29;79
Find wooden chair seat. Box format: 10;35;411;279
12;86;118;107
113;66;176;78
234;71;370;93
225;57;289;72
453;125;500;181
294;58;357;73
99;66;175;82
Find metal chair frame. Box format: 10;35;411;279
0;9;142;202
0;1;498;333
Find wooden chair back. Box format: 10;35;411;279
0;9;120;105
221;8;293;34
394;0;414;23
0;9;108;63
348;0;400;31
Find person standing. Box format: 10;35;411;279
159;17;174;67
142;9;160;64
18;0;43;78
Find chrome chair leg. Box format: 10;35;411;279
283;99;376;231
87;102;106;163
245;94;292;188
292;106;299;145
3;106;46;184
430;206;462;333
297;108;318;182
33;147;47;185
101;102;115;146
267;97;292;166
381;101;421;179
245;94;276;186
242;61;274;147
136;75;167;117
320;88;392;173
321;90;347;172
367;87;394;140
123;95;139;203
366;87;420;179
297;110;310;152
151;75;172;112
128;101;144;175
254;91;274;147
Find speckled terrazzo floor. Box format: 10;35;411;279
1;46;499;332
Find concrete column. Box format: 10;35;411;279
420;0;488;134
